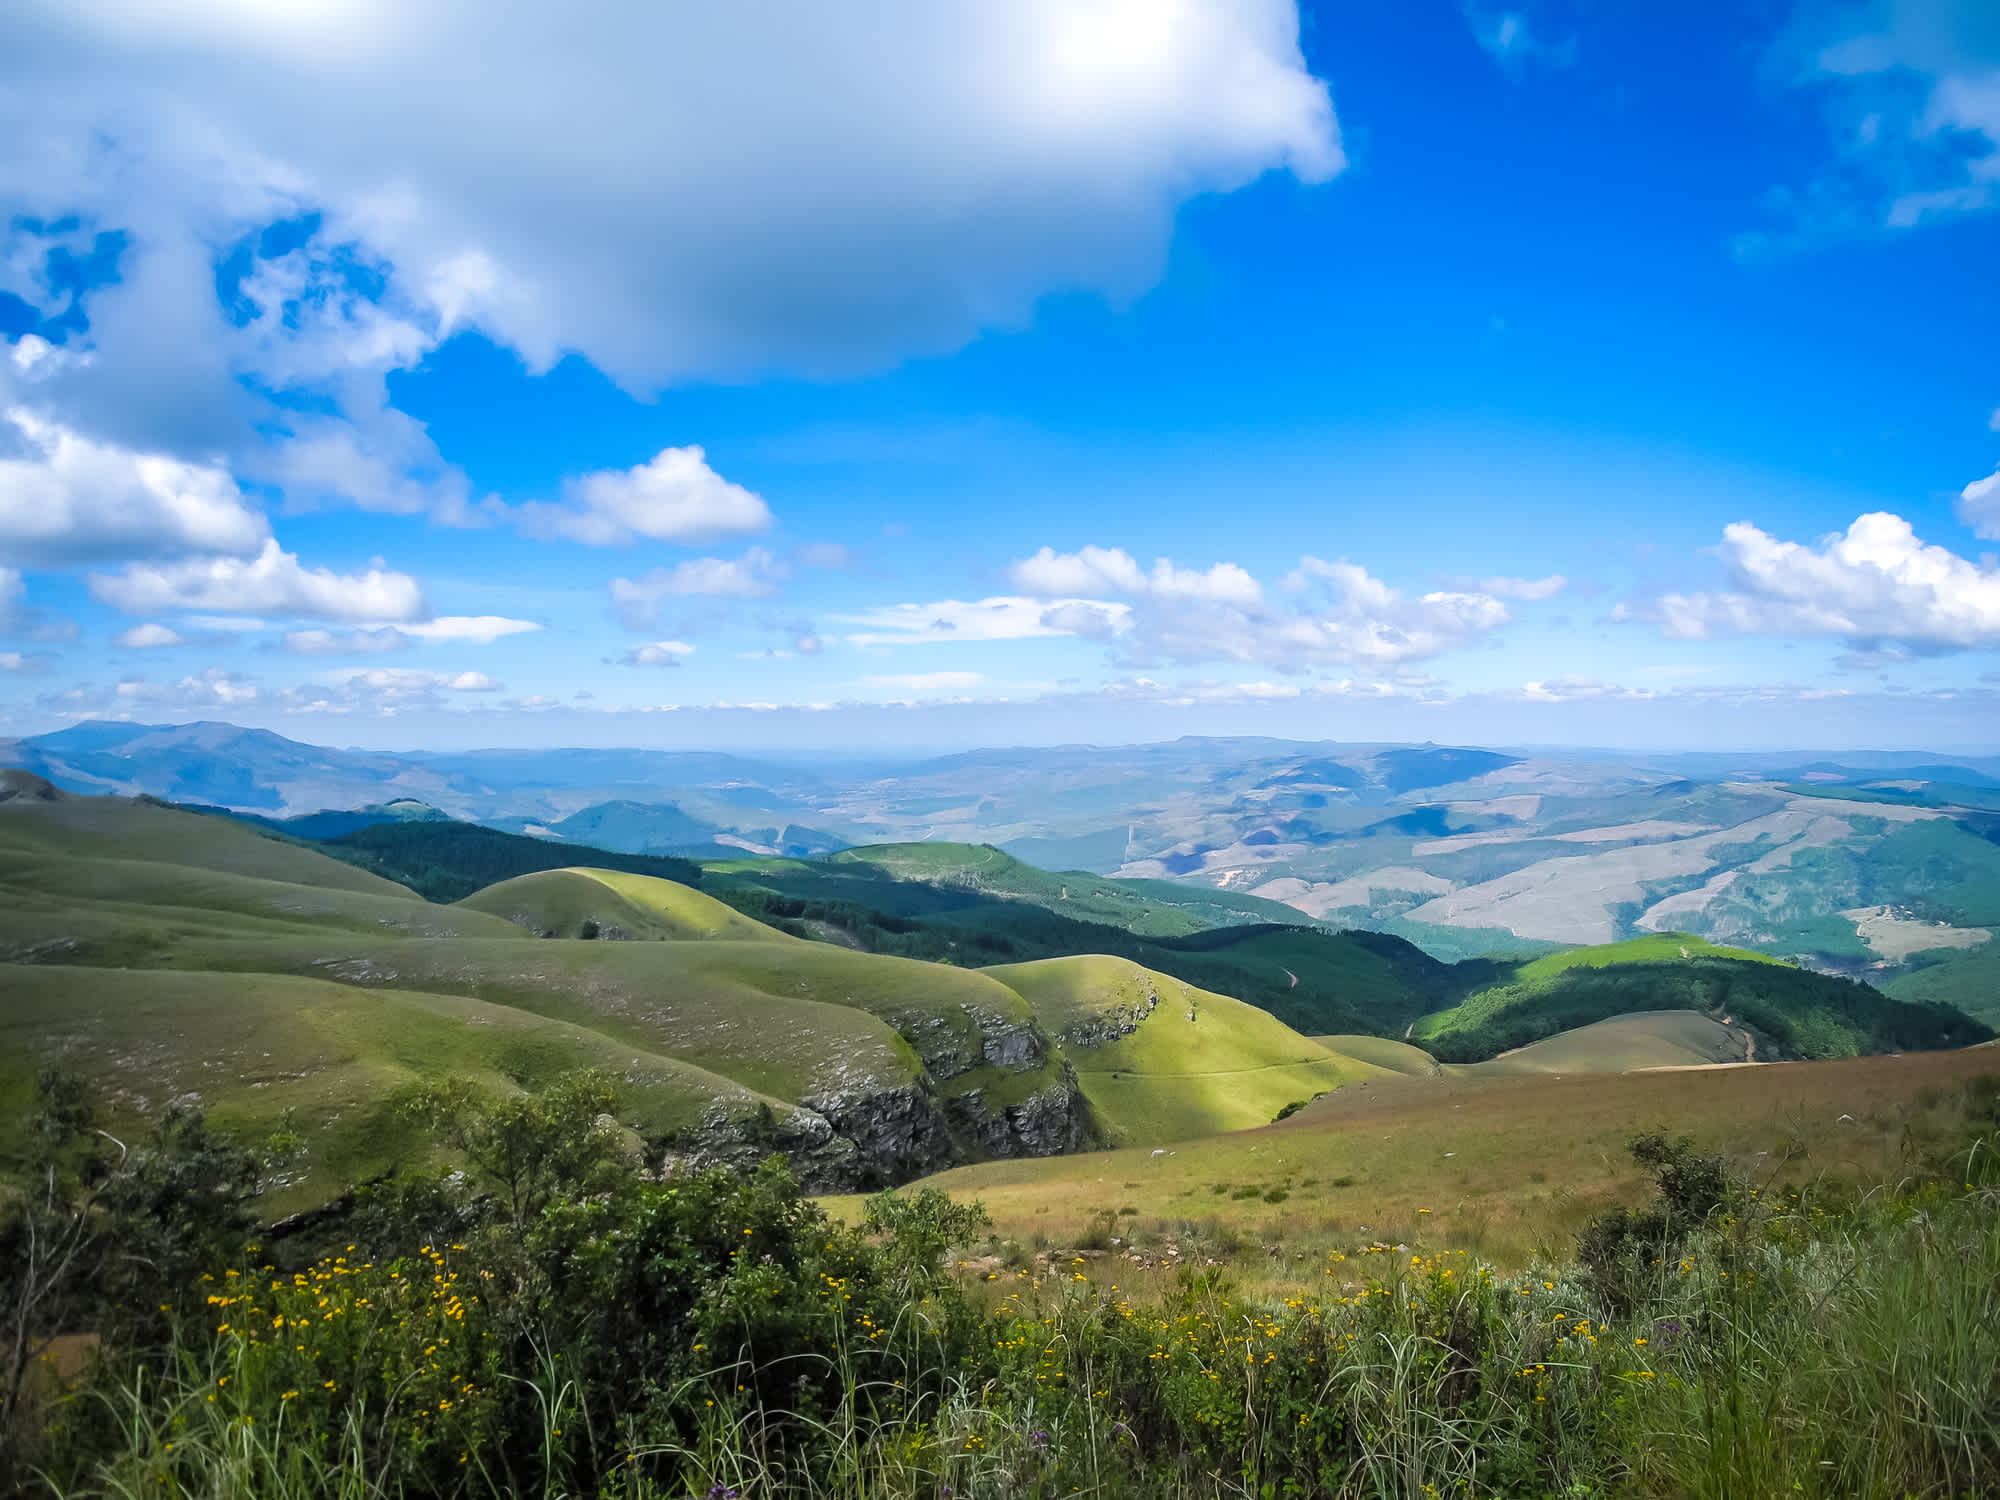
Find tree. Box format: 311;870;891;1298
403;1070;630;1231
0;1070;123;1429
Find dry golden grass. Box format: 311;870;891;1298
881;1044;2000;1287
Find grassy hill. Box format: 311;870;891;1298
1411;934;1989;1063
0;965;778;1214
1475;1009;1751;1073
460;867;784;941
0;796;1083;1189
981;955;1386;1144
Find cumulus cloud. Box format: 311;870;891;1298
1002;545;1522;668
0;408;268;567
114;666;260;708
90;539;428;622
609;549;785;627
1009;545;1263;605
840;596;1135;646
520;447;774;546
620;640;696;667
278;615;538;655
0;1;1338;541
112;623;186;649
327;667;501;695
1623;511;2000;651
1960;468;2000;538
3;1;1338;388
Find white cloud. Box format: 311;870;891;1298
90;539;428;622
1626;511;2000;651
1469;573;1567;601
279;615;538;654
0;408;269;567
112;623;185;649
1463;5;1577;72
521;447;774;546
1960;468;2000;539
621;640;696;667
1516;676;1654;703
328;667;501;695
1750;2;2000;247
840;596;1135;646
397;616;542;645
1010;545;1263;606
862;671;985;693
114;666;260;707
610;549;785;627
3;2;1338;390
1004;546;1520;668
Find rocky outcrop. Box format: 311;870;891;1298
944;1070;1096;1159
1058;984;1159;1049
670;1006;1095;1190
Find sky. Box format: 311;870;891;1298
2;0;1999;754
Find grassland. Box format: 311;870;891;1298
0;964;776;1213
882;1042;2000;1282
459;867;785;941
983;955;1387;1143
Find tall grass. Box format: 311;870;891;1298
22;1121;2000;1498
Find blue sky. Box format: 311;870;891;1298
2;0;1998;752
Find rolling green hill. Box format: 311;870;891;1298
460;867;785;941
1411;934;1989;1063
981;955;1387;1144
0;965;780;1213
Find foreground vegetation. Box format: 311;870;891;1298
5;1066;1997;1499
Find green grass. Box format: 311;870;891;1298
981;955;1387;1144
458;867;786;941
1309;1034;1442;1075
0;965;775;1211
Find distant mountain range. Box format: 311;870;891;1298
6;719;1999;1021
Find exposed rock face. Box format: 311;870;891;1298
945;1070;1095;1159
673;1006;1095;1190
886;1001;1049;1081
1058;985;1159;1049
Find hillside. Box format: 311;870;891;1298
981;955;1386;1143
0;794;1087;1190
1410;934;1989;1063
459;867;784;941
